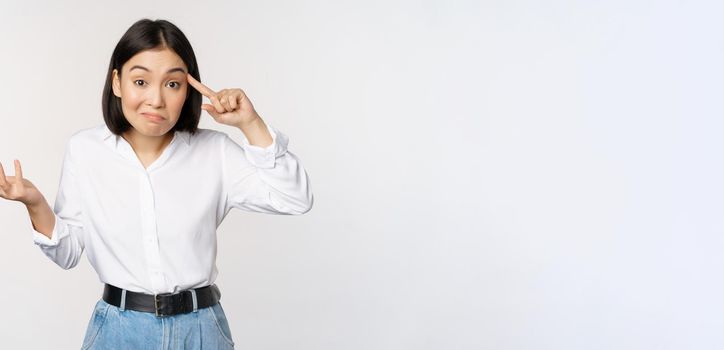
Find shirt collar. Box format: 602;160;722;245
101;125;190;148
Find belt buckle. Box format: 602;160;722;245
154;293;171;317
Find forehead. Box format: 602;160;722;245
123;48;187;73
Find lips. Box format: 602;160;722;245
141;113;164;122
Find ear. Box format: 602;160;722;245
112;69;121;98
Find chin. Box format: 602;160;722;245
131;121;170;136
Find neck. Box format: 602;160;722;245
121;128;174;155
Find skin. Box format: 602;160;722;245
0;160;41;206
112;46;272;167
2;45;274;238
111;47;189;164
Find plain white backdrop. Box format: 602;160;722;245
1;0;723;349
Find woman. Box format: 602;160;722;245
0;18;313;349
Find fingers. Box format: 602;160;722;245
201;104;221;119
186;74;216;98
0;160;26;200
218;89;244;112
228;94;238;110
14;159;23;182
208;94;226;114
187;75;246;115
187;74;225;113
219;90;234;112
0;161;6;187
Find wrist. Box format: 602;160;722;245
236;113;262;131
25;196;47;211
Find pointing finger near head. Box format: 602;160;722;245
186;74;217;99
14;159;23;182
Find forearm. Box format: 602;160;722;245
26;196;55;239
237;114;273;148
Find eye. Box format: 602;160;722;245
167;81;181;89
134;79;146;86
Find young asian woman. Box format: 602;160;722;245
0;18;313;349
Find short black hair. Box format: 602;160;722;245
102;18;202;136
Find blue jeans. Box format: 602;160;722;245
80;298;235;349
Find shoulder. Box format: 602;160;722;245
63;124;108;152
189;127;224;140
188;127;231;147
73;123;106;140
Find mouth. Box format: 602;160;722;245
141;112;165;122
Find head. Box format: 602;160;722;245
102;19;202;138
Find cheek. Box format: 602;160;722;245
120;86;145;109
170;91;187;110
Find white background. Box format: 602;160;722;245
1;0;723;349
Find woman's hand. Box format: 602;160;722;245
0;160;44;207
187;74;262;128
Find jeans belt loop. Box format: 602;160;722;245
119;289;127;311
190;289;198;313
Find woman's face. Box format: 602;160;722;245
112;47;188;138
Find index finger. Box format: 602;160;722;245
187;74;216;98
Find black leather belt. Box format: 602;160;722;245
102;283;221;317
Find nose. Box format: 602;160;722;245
145;85;164;108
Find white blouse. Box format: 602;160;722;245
31;121;313;294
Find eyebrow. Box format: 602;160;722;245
129;65;187;74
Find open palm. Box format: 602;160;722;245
0;160;43;206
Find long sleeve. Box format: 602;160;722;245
221;121;314;216
31;140;85;269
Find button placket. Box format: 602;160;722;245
139;172;164;292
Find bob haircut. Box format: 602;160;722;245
102;18;202;136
